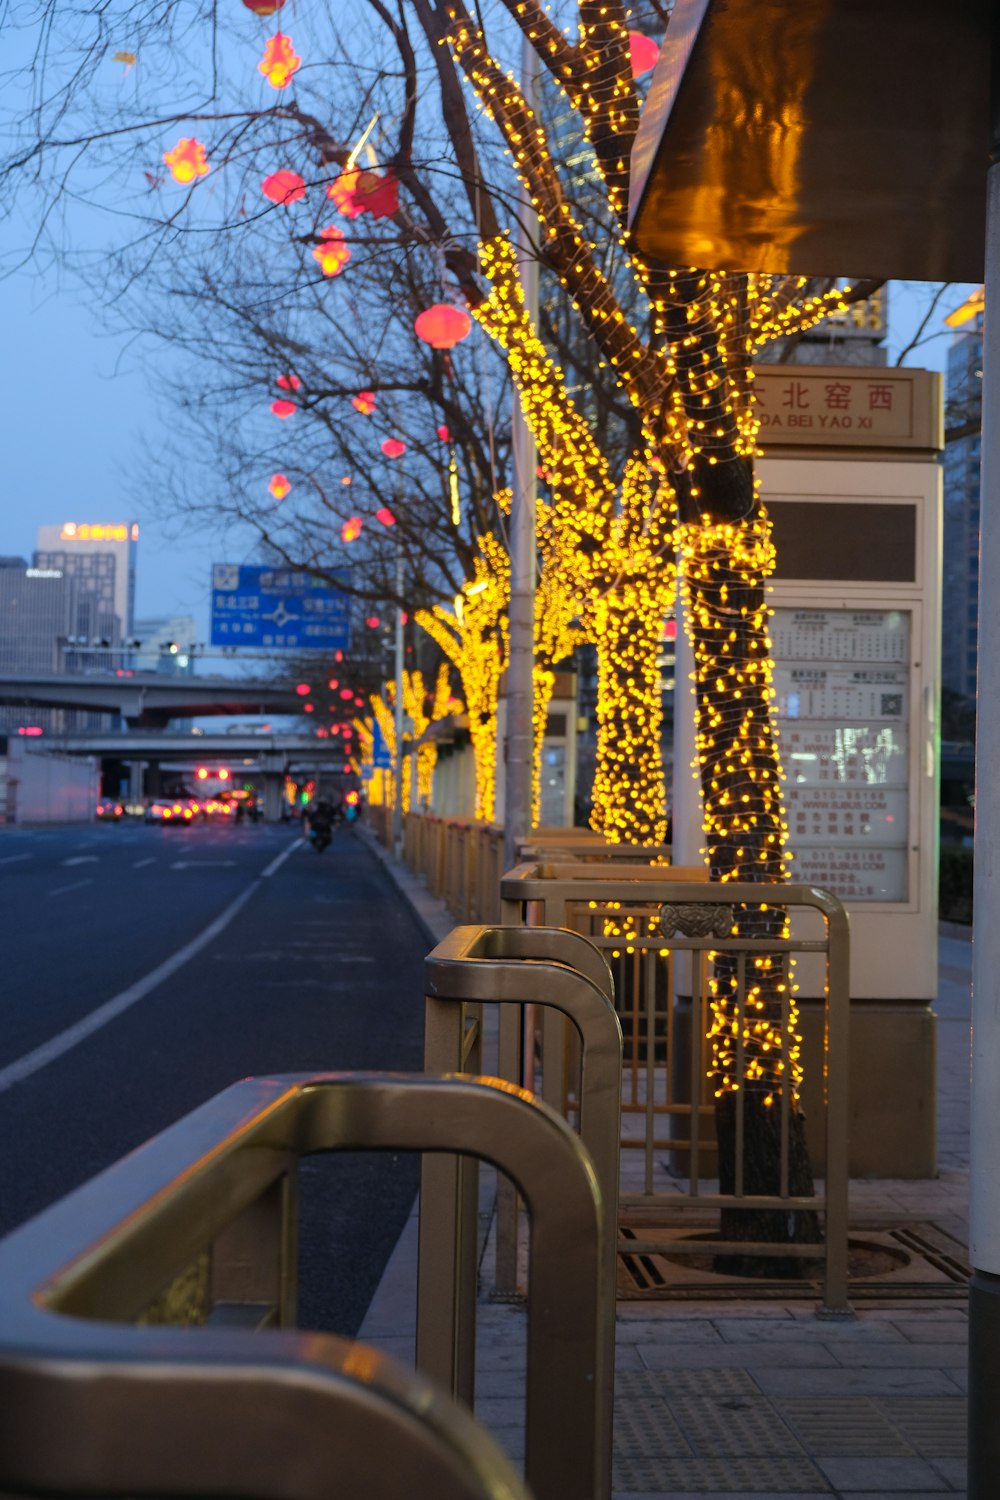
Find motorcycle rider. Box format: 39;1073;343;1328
305;796;336;852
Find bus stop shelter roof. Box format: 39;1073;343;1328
628;0;992;282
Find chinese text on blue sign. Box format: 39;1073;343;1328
210;565;351;651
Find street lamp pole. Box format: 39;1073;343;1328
503;31;540;872
968;45;1000;1498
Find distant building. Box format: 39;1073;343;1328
941;314;983;702
133;615;199;675
758;286;889;368
34;521;138;669
0;559;78;732
0;560;73;673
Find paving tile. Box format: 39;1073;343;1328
875;1397;966;1458
717;1317;905;1344
891;1319;969;1344
928;1456;967;1487
638;1342;838;1371
776;1396;914;1457
753;1368;963;1398
616;1319;724;1344
612;1398;693;1458
830;1344;968;1368
814;1455;948;1490
612;1454;829;1493
667;1391;804;1458
617;1369;758;1399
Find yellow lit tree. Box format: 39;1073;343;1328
419;0;881;1256
474;239;674;845
416;532;510;823
405;663;461;808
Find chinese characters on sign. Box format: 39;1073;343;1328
210;564;351;650
773;609;910;902
753;369;915;442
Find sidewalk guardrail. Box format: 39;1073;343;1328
499;864;851;1316
0;1072;605;1500
400;813;506;922
419;925;622;1496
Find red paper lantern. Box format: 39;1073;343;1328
275;373;301;391
352;390;376;414
437;424;451;441
366;616;380;629
628;30;660;77
242;0;286;15
262;170;305;205
271;399;296;418
375;507;396;527
340;475;352;485
268;473;291;499
312;225;350;277
381;438;406;459
163;138;210;185
258;33;300;89
328;167;399;220
414;304;472;349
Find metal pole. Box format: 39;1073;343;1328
503;33;539;872
968;36;1000;1500
393;538;405;857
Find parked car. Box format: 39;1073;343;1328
95;800;124;822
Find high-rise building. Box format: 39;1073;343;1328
34;522;138;665
941;314;983;702
0;559;74;673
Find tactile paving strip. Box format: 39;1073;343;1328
612;1399;693;1458
615;1367;758;1399
611;1454;830;1492
669;1393;801;1457
776;1397;915;1457
876;1396;968;1457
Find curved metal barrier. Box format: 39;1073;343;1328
499;866;851;1316
419;924;621;1499
0;1072;605;1500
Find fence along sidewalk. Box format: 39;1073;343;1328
498;863;851;1316
0;1071;607;1500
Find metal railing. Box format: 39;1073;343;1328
0;1071;606;1500
499;864;851;1315
400;813;506;922
418;925;622;1497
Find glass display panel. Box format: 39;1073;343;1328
772;608;910;902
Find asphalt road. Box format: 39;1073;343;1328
0;817;429;1334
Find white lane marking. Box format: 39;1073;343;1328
0;854;32;865
170;861;238;870
133;857;156;869
49;879;94;897
61;856;99;867
261;840;305;879
0;880;261;1096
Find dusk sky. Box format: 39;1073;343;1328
0;262;980;651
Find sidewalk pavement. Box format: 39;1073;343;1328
359;830;972;1499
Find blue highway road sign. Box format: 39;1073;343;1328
211;564;351;651
371;721;393;769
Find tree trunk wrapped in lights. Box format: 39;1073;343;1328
416;532;510;823
434;0;882;1255
586;582;671;846
403;663;460;807
473;242;674;845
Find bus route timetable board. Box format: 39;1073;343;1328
771;608;910;902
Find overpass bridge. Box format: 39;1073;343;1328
0;671;307;726
27;732;359;822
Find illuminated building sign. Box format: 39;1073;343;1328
59;523;139;542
